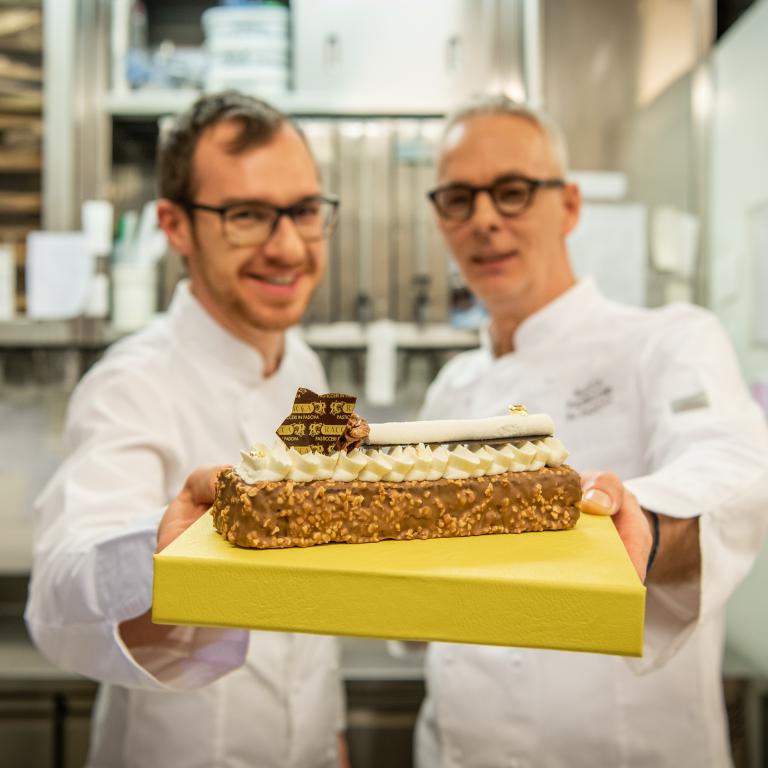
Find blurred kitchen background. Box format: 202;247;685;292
2;0;768;765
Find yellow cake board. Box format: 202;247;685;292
153;512;645;656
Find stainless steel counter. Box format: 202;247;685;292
0;615;424;687
0;608;425;768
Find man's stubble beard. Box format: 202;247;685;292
189;233;321;334
235;293;304;333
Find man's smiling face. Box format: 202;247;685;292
435;113;580;319
183;120;326;333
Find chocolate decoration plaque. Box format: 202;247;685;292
276;388;357;455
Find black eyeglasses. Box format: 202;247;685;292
182;195;340;247
427;174;565;223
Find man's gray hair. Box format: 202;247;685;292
443;94;569;175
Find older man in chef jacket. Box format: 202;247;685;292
414;94;768;768
25;92;350;768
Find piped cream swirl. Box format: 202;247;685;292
237;443;292;483
236;438;569;484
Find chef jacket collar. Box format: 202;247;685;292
480;277;603;357
167;280;280;385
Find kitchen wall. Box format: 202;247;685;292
707;0;768;677
709;0;768;382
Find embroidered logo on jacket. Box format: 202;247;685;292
566;378;614;420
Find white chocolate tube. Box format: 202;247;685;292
366;413;555;446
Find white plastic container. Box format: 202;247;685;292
206;65;289;94
206;34;289;58
0;246;15;320
81;199;114;257
202;4;290;94
201;5;289;40
208;45;288;68
112;261;157;332
85;273;110;319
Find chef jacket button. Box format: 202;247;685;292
509;758;522;768
511;652;522;668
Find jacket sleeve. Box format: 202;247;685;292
24;362;248;690
624;306;768;670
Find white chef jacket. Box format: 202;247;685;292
25;281;344;768
415;278;768;768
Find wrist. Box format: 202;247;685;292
644;509;660;575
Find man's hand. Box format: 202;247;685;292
156;465;230;553
580;471;653;582
337;732;351;768
120;465;229;649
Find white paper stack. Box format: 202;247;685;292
25;232;93;320
202;5;290;95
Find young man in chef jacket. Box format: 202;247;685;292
414;94;768;768
25;92;350;768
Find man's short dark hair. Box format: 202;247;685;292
157;91;297;204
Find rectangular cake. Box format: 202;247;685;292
211;401;581;549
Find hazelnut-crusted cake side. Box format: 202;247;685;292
211;465;582;549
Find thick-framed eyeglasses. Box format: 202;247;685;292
427;174;565;223
182;195;340;247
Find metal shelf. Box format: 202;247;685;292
106;88;448;120
0;318;478;351
0;319;124;348
0;151;40;172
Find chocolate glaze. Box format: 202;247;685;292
211;466;582;549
